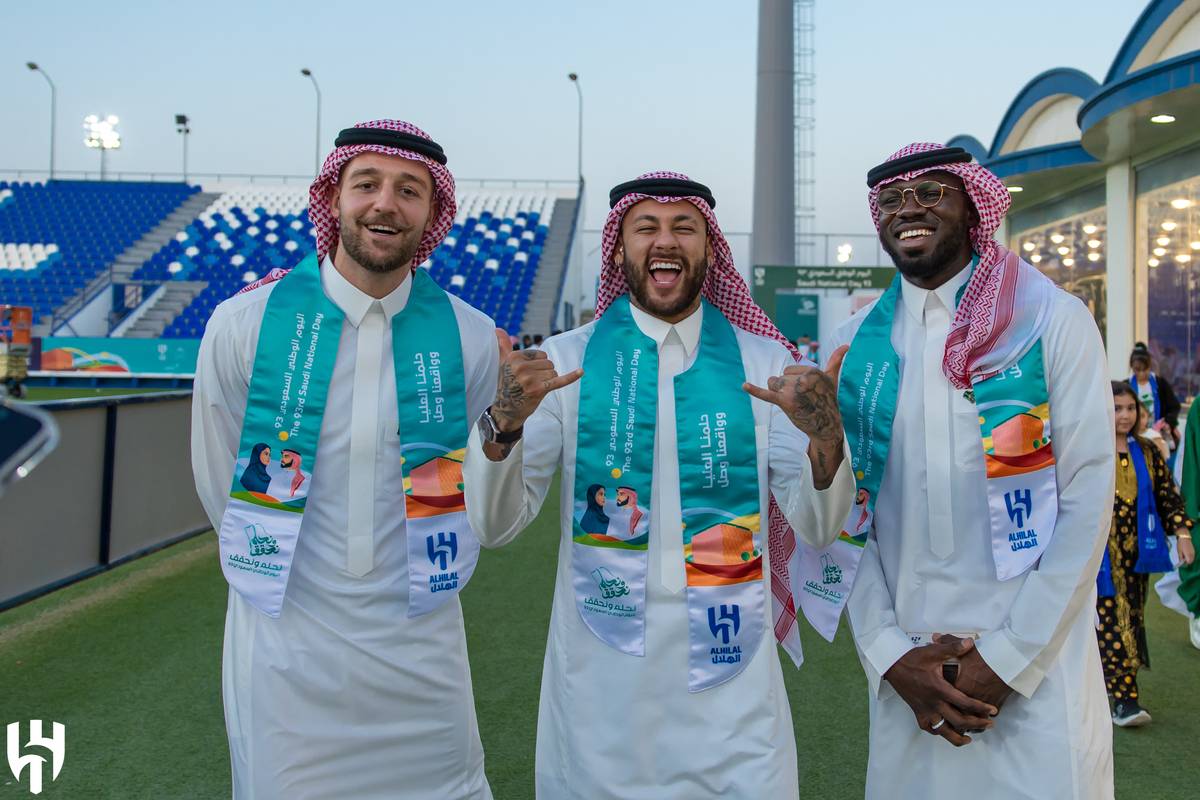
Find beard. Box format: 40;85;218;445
880;221;971;282
337;215;423;274
621;251;708;319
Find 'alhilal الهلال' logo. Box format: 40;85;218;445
426;531;458;571
707;604;741;645
426;532;460;593
1004;489;1032;529
6;720;65;795
1004;488;1040;552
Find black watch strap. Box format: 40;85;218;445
483;406;523;444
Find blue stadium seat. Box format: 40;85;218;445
132;187;561;338
0;179;198;320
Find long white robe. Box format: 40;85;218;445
191;258;497;800
462;303;853;800
828;266;1115;800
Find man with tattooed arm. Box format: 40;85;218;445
463;171;853;798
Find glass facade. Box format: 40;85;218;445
1009;184;1107;340
1138;145;1200;400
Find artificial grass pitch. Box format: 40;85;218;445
2;476;1198;798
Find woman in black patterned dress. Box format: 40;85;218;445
1099;381;1195;727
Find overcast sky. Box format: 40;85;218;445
1;0;1147;286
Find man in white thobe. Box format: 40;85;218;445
830;143;1114;798
463;172;854;798
192;120;495;799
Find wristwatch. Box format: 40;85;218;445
478;406;523;444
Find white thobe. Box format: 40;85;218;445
191;258;497;800
463;303;854;800
828;266;1115;800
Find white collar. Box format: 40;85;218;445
629;301;702;357
320;254;412;327
899;258;972;323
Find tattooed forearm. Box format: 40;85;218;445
808;436;844;490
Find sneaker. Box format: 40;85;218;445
1113;699;1152;727
1190;616;1200;650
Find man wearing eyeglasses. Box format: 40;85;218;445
821;143;1114;798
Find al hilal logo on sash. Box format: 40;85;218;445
707;604;743;665
426;531;461;592
6;720;65;795
1004;488;1039;551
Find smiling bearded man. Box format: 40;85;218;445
823;143;1115;799
191;119;498;799
463;171;854;798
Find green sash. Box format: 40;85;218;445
216;254;479;617
571;296;763;691
798;270;1058;639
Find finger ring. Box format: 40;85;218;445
930;718;945;731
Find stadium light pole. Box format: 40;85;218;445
175;114;191;182
26;62;57;180
301;68;321;175
83;114;121;180
567;72;582;182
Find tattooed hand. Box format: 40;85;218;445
743;344;848;488
485;329;582;458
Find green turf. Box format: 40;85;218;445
21;386;174;402
3;477;1199;798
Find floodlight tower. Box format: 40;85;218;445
752;0;795;270
794;0;816;263
83;114;121;180
752;0;817;268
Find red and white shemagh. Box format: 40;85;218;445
240;119;456;294
868;142;1053;389
595;171;807;665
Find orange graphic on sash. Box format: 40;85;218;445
405;455;466;518
984;406;1055;478
685;523;763;586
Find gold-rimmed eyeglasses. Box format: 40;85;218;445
877;180;964;216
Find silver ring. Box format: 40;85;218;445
931;718;945;731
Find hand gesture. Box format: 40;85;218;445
490;328;582;433
883;636;998;747
742;345;848;445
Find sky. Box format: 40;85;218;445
0;0;1149;294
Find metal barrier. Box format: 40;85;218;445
0;390;210;610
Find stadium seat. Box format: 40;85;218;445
0;180;198;320
133;186;556;338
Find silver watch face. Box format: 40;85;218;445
479;410;499;442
